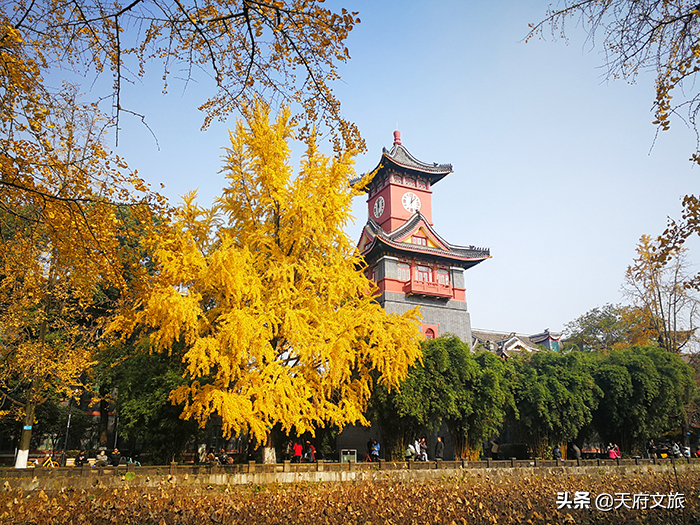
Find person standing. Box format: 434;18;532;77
490;440;499;460
370;440;380;462
292;441;303;463
419;437;428;461
435;436;444;460
647;439;657;459
552;444;562;461
304;441;316;462
571;443;581;461
110;448;121;467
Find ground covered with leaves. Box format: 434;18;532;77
1;468;698;524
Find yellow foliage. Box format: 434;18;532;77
4;473;700;523
0;17;164;460
623;235;698;352
117;102;422;442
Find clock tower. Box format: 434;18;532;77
367;130;442;233
355;131;489;343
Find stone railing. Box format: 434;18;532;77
0;456;693;482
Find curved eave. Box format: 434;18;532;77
362;235;490;269
350;144;453;192
365;214;490;259
381;152;452;185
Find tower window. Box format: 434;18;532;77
416;265;432;282
397;263;410;281
425;328;435;340
404;178;416;187
436;269;450;285
412;236;427;246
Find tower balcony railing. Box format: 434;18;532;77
403;279;453;298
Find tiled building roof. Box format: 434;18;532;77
359;213;490;268
350;143;453;190
382;143;452;177
472;329;563;358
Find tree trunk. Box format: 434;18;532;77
533;440;549;459
451;431;467;460
390;437;407;461
262;433;276;464
15;314;49;469
464;441;482;461
15;401;35;468
99;391;109;447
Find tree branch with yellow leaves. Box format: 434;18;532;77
5;0;363;152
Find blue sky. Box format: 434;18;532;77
110;1;698;335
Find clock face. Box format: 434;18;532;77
402;191;421;213
373;196;385;218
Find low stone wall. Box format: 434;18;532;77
1;457;698;491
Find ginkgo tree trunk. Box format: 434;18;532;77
116;102;423;462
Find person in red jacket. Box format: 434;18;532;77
292;441;303;463
305;441;316;462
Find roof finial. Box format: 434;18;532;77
393;129;401;146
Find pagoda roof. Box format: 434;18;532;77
351;135;453;191
381;143;452;178
358;212;490;269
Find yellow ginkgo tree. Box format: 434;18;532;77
114;102;423;462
